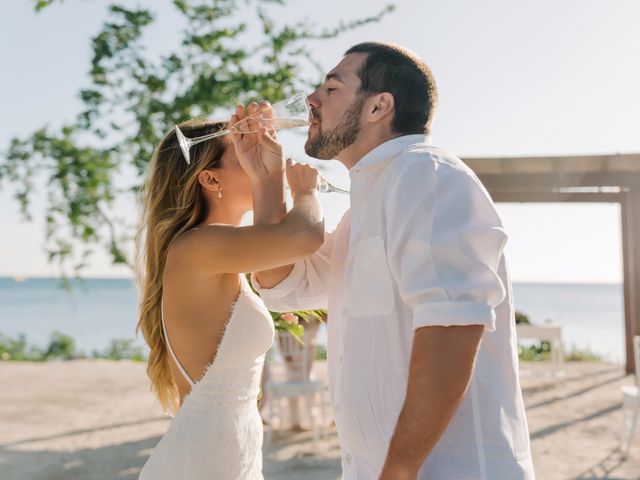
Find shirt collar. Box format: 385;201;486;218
350;134;431;175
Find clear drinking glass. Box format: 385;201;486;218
316;177;349;195
174;92;349;194
175;93;310;165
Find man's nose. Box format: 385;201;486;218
307;90;320;109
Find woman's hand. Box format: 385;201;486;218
286;158;319;200
229;101;284;185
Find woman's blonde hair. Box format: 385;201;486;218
135;120;227;413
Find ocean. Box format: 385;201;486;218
0;277;625;363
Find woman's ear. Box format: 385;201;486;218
197;169;220;192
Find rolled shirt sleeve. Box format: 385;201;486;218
385;155;508;331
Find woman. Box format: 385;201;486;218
136;103;323;479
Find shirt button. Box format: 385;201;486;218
334;404;339;415
345;453;352;466
339;355;343;364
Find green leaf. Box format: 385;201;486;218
33;0;61;13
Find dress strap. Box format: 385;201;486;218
161;300;196;387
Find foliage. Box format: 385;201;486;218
517;341;551;362
0;331;76;361
0;333;44;361
518;342;603;362
3;1;394;281
0;331;146;361
516;310;550;361
42;331;77;359
271;308;326;343
515;310;603;362
92;338;146;361
564;344;602;362
315;343;327;361
33;0;61;12
515;310;530;325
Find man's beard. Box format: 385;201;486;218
305;94;366;160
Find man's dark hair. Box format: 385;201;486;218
345;42;438;135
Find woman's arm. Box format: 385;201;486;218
169;187;323;275
171;156;324;275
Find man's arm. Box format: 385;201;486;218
381;156;509;479
379;325;484;479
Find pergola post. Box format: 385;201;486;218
465;153;640;374
621;188;640;373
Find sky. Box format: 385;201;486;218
1;0;638;283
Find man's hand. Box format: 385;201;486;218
286;158;320;199
230;101;284;184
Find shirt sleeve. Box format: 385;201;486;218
250;213;344;312
385;156;508;331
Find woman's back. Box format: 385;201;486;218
160;236;255;401
139;272;275;480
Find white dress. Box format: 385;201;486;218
139;275;275;480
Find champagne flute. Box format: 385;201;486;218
286;158;350;195
284;176;349;195
175;93;310;165
175;93;349;195
317;177;349;195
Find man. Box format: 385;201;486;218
253;42;535;479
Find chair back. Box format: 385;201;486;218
272;328;315;383
275;330;311;383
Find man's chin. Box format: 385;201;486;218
304;134;321;159
303;142;319;159
305;131;343;160
305;146;336;161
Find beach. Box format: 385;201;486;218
0;359;638;479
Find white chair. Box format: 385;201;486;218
516;323;564;375
264;327;329;448
622;335;640;458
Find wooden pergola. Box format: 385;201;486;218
462;153;640;373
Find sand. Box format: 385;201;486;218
0;359;638;479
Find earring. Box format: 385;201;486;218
217;186;223;199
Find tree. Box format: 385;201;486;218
2;0;393;280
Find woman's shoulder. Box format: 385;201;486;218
171;223;236;250
166;223;237;273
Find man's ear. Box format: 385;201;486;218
198;169;220;192
368;92;394;124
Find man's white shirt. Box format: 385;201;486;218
253;135;535;479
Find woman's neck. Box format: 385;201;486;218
201;201;247;227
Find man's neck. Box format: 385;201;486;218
336;131;404;170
